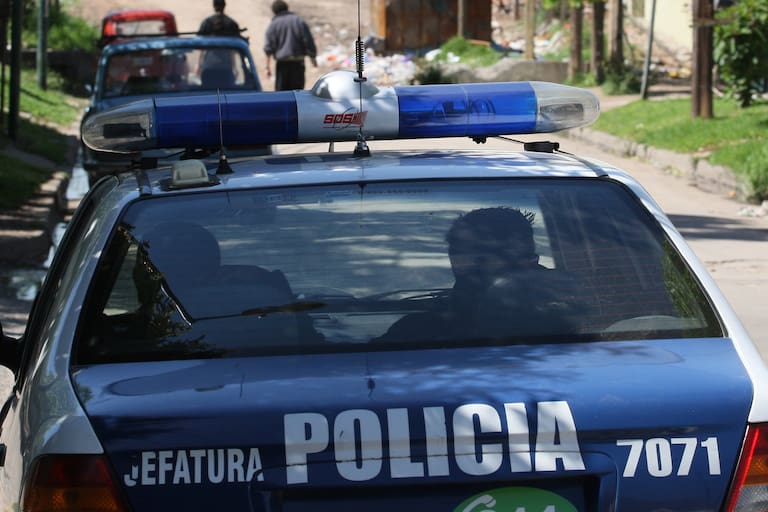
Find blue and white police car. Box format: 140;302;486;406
2;70;768;512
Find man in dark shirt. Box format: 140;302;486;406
263;0;318;90
375;207;556;344
198;0;241;37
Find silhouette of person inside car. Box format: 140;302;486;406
376;207;548;343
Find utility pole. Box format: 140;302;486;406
691;0;714;119
641;0;657;99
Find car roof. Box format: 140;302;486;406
110;148;632;197
100;35;251;55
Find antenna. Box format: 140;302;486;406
353;0;370;157
215;88;233;174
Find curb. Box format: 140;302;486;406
564;127;753;202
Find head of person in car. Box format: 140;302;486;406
446;207;541;294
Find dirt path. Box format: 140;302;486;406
71;0;373;90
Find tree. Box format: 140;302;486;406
607;0;622;72
714;0;768;108
524;0;536;59
591;1;606;84
568;3;583;80
691;0;714;118
541;0;605;84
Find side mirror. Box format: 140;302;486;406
0;322;20;373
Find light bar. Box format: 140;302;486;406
81;70;600;153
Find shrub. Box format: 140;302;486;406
433;37;501;68
601;65;641;95
22;2;99;51
714;0;768;108
411;64;455;85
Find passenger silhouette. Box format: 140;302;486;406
376;207;546;343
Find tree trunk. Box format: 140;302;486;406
525;0;536;59
591;1;606;83
457;0;466;39
568;5;583;81
608;0;623;71
692;0;715;116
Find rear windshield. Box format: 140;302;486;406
75;178;722;364
102;46;257;98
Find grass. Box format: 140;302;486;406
0;153;61;210
593;97;768;199
15;68;84;127
0;67;84;210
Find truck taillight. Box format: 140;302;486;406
22;454;128;512
725;424;768;512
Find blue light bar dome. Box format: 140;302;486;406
81;71;600;153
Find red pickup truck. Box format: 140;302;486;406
98;9;178;48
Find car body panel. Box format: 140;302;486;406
38;148;768;423
72;338;751;511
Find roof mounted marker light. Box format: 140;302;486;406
81;71;600;153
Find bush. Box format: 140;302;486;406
22;2;99;51
411;64;455;85
433;37;502;67
601;65;642;95
742;144;768;199
714;0;768;107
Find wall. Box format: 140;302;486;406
643;0;692;53
370;0;491;54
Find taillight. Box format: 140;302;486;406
725;423;768;512
22;454;129;512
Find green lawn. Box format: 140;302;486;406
593;97;768;199
0;68;84;210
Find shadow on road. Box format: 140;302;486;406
669;214;768;242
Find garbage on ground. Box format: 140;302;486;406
318;44;419;86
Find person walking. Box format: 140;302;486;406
198;0;241;37
263;0;318;90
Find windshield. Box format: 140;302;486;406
102;46;257;98
76;178;721;364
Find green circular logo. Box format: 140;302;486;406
454;486;578;512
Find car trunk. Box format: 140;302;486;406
71;338;751;512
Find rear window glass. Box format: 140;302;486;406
75;178;722;364
102;47;256;97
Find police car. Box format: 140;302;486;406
2;70;767;512
81;34;267;184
